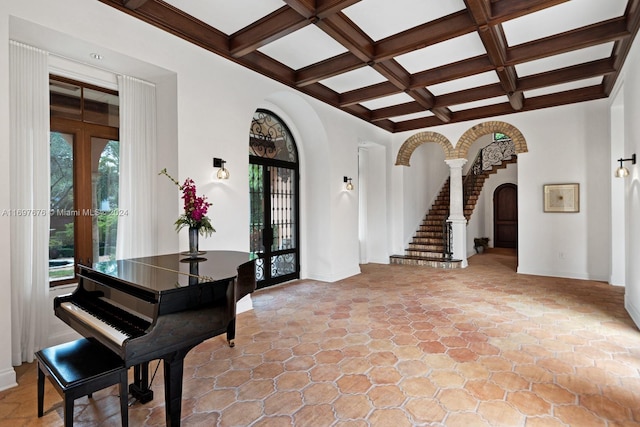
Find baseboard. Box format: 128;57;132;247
0;367;17;392
307;266;361;283
516;267;607;282
625;298;640;330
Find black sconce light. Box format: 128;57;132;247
615;153;636;178
343;176;354;191
213;158;230;179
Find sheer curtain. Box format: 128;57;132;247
116;75;158;259
9;41;50;365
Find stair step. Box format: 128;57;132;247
390;155;516;269
405;249;445;258
412;237;442;244
390;255;462;269
407;244;443;251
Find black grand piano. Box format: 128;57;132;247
54;251;256;427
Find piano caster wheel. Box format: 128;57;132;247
228;339;235;348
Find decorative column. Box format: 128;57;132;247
445;158;468;268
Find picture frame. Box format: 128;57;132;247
543;183;579;213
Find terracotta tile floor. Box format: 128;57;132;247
2;249;640;426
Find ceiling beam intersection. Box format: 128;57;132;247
230;6;309;58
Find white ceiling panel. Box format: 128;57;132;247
91;0;640;131
360;92;414;110
503;0;628;46
525;77;604;98
343;0;466;42
258;25;348;70
389;111;434;123
428;71;500;96
320;66;387;93
515;43;614;77
163;0;283;35
449;95;509;112
395;32;486;74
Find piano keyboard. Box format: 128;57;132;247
60;302;132;346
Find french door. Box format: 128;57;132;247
249;110;300;289
249;159;299;288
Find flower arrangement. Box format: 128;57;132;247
159;168;215;236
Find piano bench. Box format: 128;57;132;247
35;338;129;427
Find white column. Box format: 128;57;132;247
446;158;468;267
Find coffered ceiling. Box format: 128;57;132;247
99;0;640;133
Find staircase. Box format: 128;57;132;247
390;156;517;268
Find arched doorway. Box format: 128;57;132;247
494;183;518;249
249;109;300;289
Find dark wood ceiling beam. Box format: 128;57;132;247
518;58;616;92
411;55;494;88
316;0;363;18
407;88;435;109
491;0;570;23
339;81;399;107
508;91;525;110
393;84;605;132
464;0;491;23
508;18;629;65
374;11;476;61
434;83;504;108
123;0;149;10
369;102;425;122
392;116;445;133
316;13;374;62
371;60;410;89
282;0;316;18
295;52;364;87
99;0;230;53
239;51;297;84
230;7;309;58
466;0;523;110
522;85;606;110
604;0;640;94
406;88;452;123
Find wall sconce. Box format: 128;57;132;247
343;176;354;191
213;157;230;179
615;153;636;178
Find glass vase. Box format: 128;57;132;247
188;227;199;257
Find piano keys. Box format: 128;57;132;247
54;251;256;427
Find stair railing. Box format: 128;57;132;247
442;220;453;261
463;137;515;209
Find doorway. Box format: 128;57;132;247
249;110;300;289
493;183;518;248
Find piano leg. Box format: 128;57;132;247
227;318;236;347
130;362;154;404
162;346;194;427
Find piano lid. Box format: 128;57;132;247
90;251;253;294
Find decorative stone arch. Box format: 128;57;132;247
395;131;456;166
453;121;528;159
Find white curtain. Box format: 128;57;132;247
116;75;158;259
9;41;50;365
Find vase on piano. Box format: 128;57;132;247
188;227;199;258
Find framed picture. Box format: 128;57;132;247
543;183;579;213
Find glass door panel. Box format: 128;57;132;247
91;138;120;263
49;132;75;281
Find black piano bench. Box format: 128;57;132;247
35;338;129;427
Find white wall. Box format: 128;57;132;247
398;142;448;250
0;0;391;390
393;100;611;282
466;163;518;257
616;30;640;327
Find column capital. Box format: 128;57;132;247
445;158;468;169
